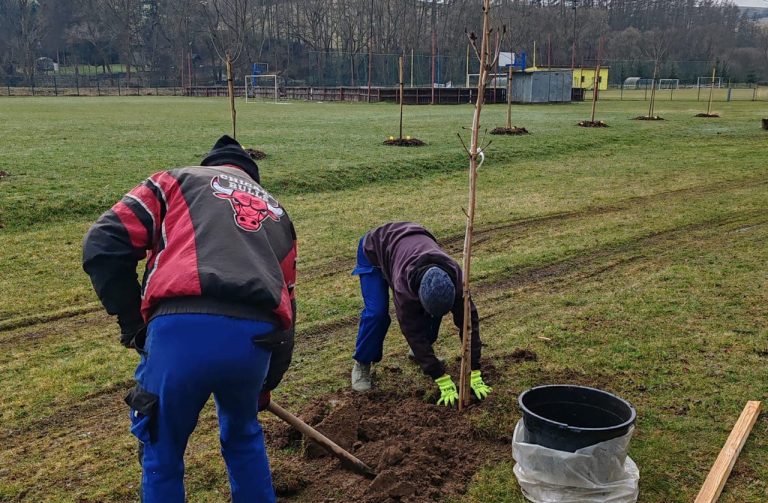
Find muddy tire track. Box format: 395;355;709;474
301;175;768;282
5;175;766;334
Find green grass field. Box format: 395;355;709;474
1;97;766;502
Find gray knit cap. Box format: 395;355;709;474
418;267;455;317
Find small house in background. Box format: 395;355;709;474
509;68;573;103
573;67;609;90
36;57;57;72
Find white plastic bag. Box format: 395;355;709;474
512;419;640;503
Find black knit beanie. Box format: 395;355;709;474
201;135;260;183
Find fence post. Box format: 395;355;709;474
753;85;757;101
75;66;80;96
727;87;732;102
97;79;101;96
53;74;58;96
118;77;122;96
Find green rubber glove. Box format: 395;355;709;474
435;374;459;407
470;370;492;400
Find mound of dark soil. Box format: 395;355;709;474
695;113;720;118
509;348;538;362
490;127;530;135
246;148;268;160
578;120;608;128
383;138;426;147
268;390;508;502
0;170;9;180
762;118;768;130
633;115;664;121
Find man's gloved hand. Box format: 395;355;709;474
435;374;459;407
470;370;492;400
118;314;147;349
258;391;271;411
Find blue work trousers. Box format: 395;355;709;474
351;237;442;363
131;314;276;503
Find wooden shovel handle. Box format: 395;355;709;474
266;401;377;479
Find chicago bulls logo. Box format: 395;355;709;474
211;176;284;232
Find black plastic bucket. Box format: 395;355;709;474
518;385;636;452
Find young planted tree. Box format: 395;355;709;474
384;54;424;146
491;63;529;135
201;0;250;139
458;0;503;411
578;36;607;128
696;66;720;118
635;31;669;120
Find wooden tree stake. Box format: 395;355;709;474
226;53;236;139
590;37;604;124
707;66;717;116
506;64;513;129
399;55;404;140
648;61;658;118
694;401;761;503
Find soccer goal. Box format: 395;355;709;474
696;76;722;89
658;79;679;90
245;74;280;103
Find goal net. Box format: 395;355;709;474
696;76;722;89
658;79;679;90
245;74;281;103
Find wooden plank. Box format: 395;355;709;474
694;401;762;503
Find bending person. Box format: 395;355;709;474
350;222;491;406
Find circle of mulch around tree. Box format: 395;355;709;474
695;113;720;118
383;138;426;147
490;126;530;135
246;148;268;160
578;120;609;128
0;170;9;180
633;115;665;121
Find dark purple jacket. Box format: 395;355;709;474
362;222;481;379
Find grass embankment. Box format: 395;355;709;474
0;98;766;502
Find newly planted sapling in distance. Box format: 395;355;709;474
491;63;529;135
578;37;608;128
384;54;424;147
201;0;251;139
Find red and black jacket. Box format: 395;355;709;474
83;164;297;389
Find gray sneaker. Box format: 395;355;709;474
351;361;372;392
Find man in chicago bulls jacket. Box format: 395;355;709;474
83;135;296;503
350;222;491;407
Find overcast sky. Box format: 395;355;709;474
734;0;768;7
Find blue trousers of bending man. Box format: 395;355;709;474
352;237;440;363
129;313;276;503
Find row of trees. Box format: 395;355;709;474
2;0;768;87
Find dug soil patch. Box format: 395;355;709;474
0;170;9;179
695;113;720;118
246;148;268;160
268;389;509;502
578;120;608;128
383;138;425;147
633;115;664;121
490;126;530;135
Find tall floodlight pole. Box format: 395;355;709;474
571;1;578;70
431;0;437;104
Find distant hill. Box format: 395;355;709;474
740;6;768;20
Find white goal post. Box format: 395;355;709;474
658;79;679;90
697;76;722;89
245;74;279;103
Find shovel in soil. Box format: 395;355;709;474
266;401;377;479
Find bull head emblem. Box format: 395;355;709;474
211;176;283;232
